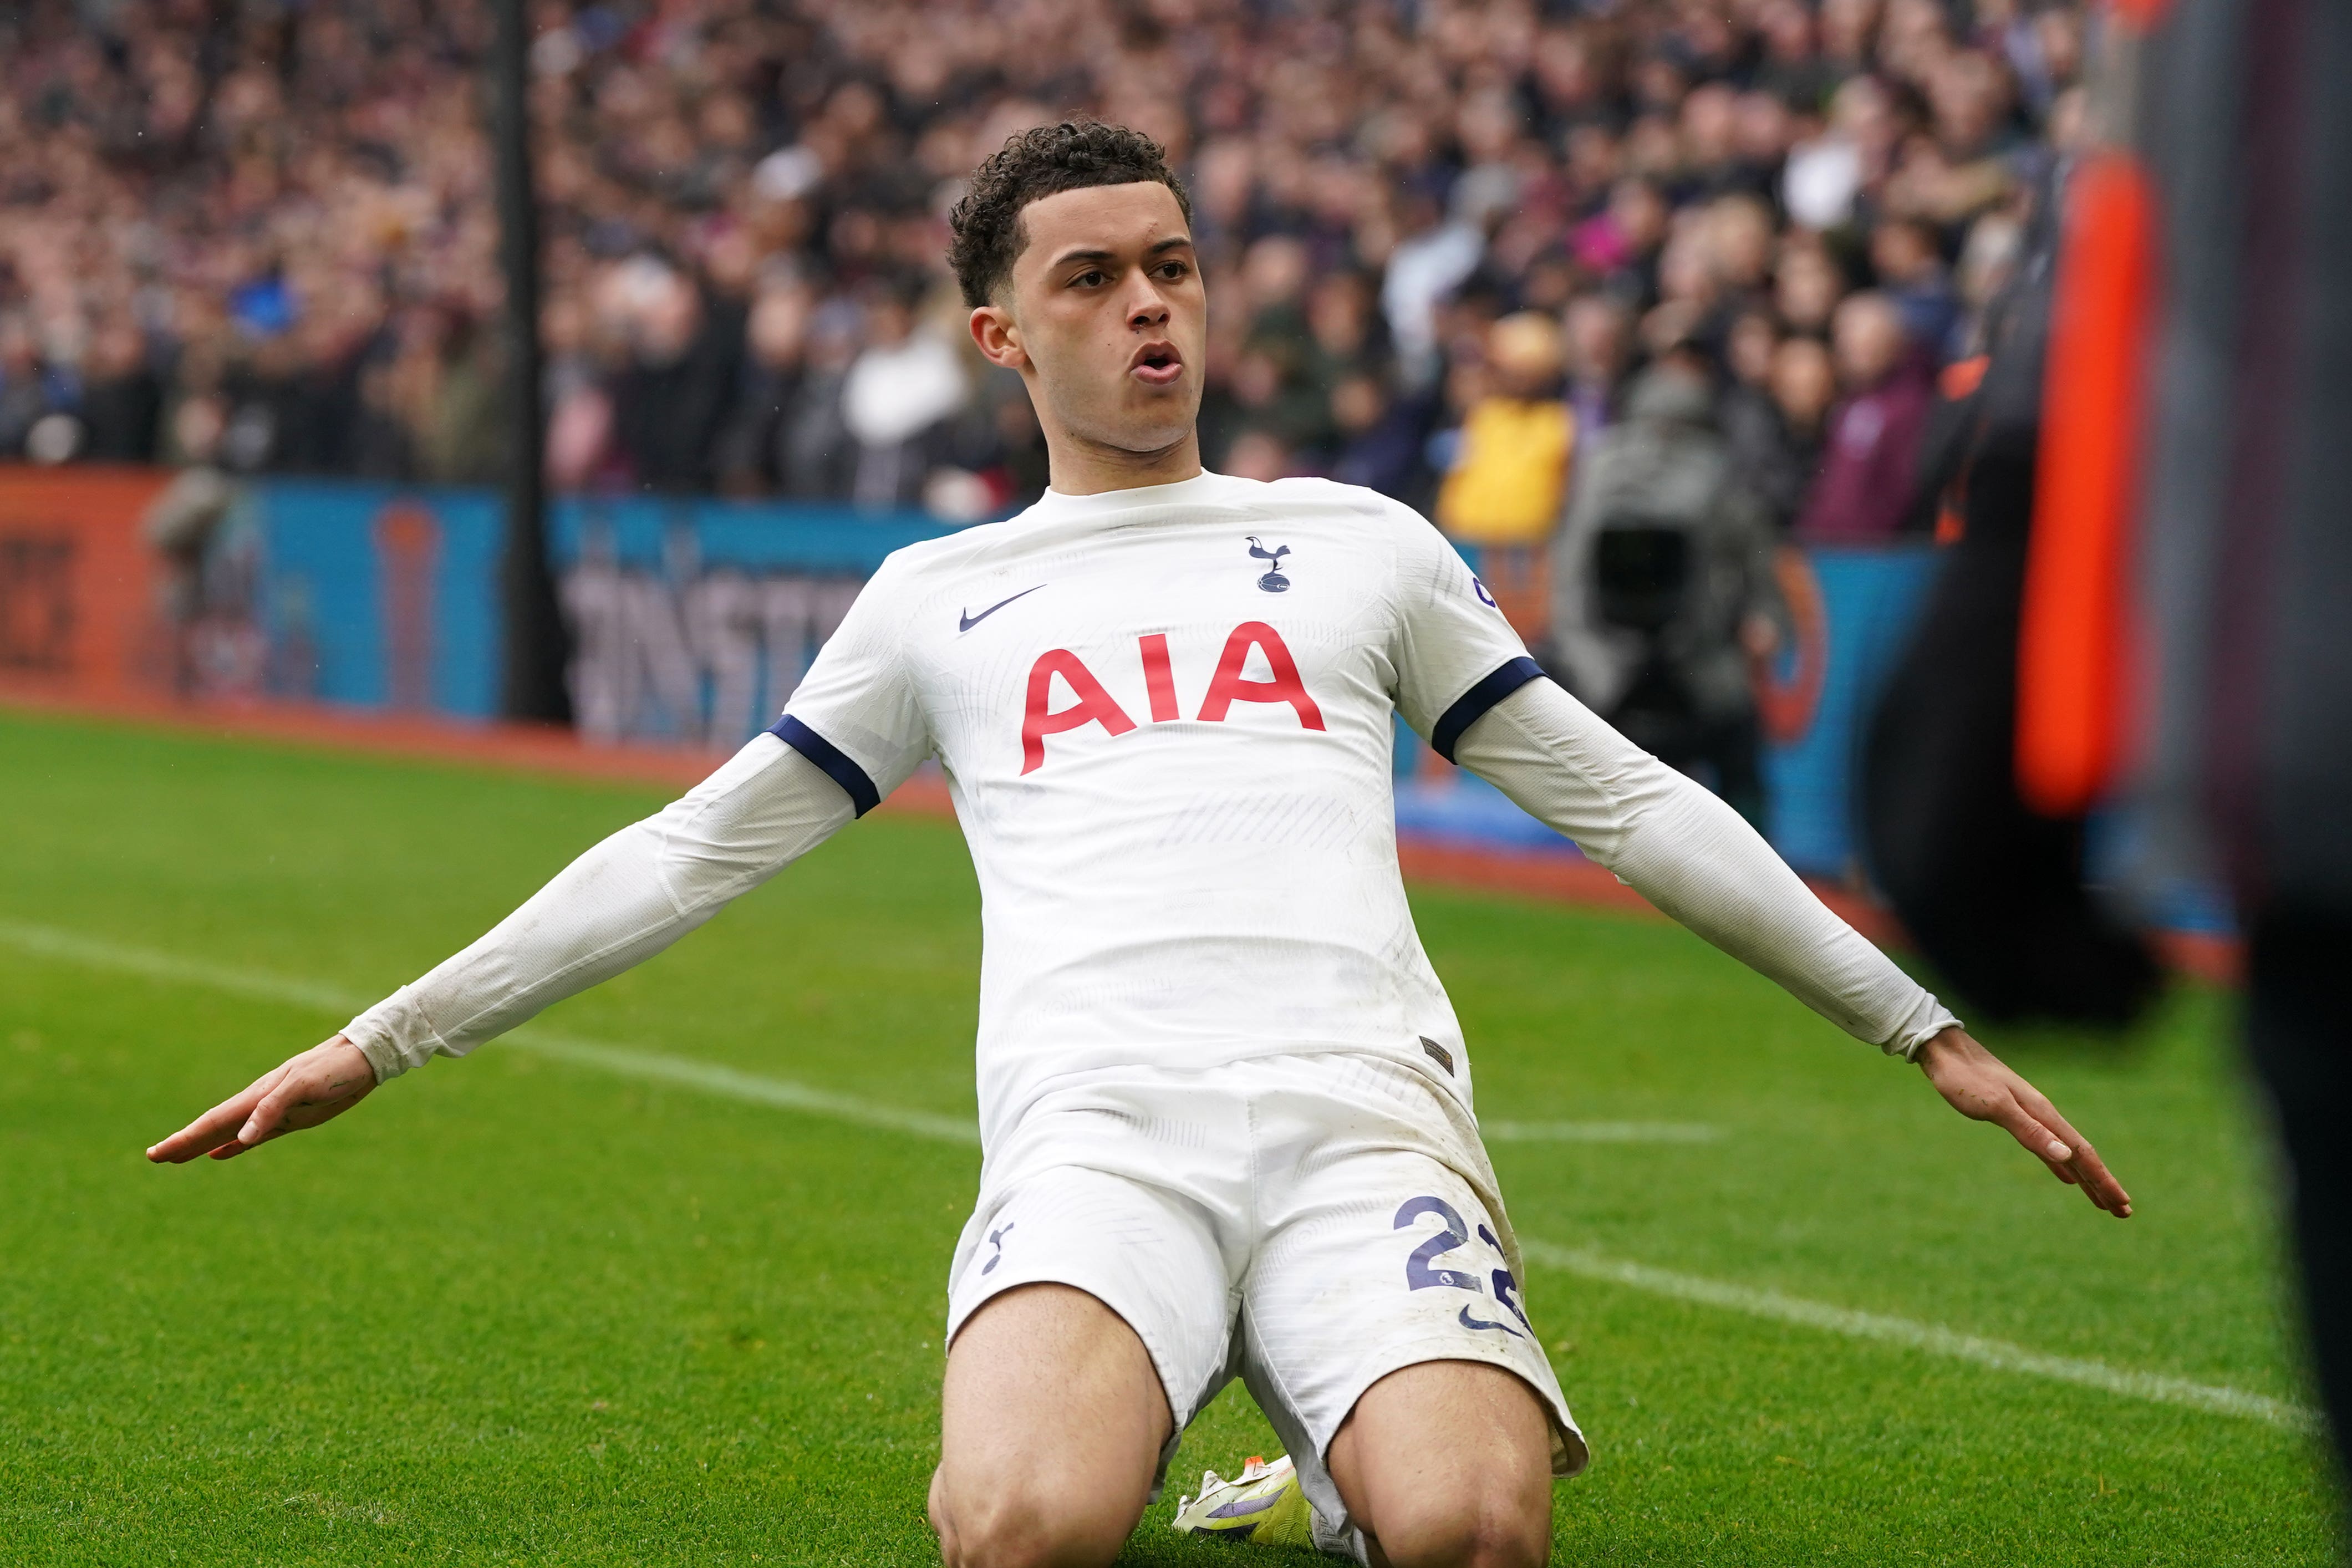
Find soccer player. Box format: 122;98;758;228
148;123;2132;1568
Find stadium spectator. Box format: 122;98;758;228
1437;312;1573;545
711;271;814;496
1871;215;1963;354
608;259;741;493
1774;233;1852;339
1380;188;1486;392
1562;292;1635;440
1795;291;1936;543
0;0;2087;545
1436;310;1574;637
76;317;164;464
382;303;507;485
1725;334;1839;534
0;313;62;460
839;276;967;511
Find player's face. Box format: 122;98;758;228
972;181;1206;458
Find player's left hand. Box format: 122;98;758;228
1915;1026;2131;1218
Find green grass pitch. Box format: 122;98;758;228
0;708;2338;1564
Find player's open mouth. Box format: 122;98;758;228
1130;343;1184;387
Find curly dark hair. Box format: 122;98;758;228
947;120;1193;308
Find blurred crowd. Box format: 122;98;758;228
1;0;2081;707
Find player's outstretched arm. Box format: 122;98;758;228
1453;677;2131;1218
144;734;857;1164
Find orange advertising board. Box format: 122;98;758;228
0;464;171;702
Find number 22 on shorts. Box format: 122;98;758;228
1393;1194;1531;1334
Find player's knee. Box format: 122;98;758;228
1369;1478;1550;1568
932;1479;1131;1568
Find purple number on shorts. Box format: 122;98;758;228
1491;1267;1531;1331
1393;1195;1483;1292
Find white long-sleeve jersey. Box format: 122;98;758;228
344;472;1954;1146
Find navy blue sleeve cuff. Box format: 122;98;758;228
769;715;882;817
1430;656;1548;763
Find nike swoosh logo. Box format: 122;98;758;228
1458;1303;1527;1339
959;585;1045;633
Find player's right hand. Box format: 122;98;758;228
146;1035;377;1163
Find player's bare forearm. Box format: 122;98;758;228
146;1035;376;1164
1915;1026;2132;1218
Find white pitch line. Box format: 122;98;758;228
1518;1239;2322;1435
1;918;2319;1434
509;1034;978;1144
0;918;978;1147
0;918;365;1016
1484;1120;1720;1144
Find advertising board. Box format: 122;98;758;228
1;466;1944;878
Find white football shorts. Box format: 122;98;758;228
944;1051;1586;1554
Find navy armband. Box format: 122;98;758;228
769;715;882;817
1430;657;1547;762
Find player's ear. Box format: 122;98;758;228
969;304;1027;371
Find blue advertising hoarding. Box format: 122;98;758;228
248;480;508;717
546;495;959;747
1759;546;1944;877
113;471;1947;879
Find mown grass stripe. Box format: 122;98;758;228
2;917;2318;1436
